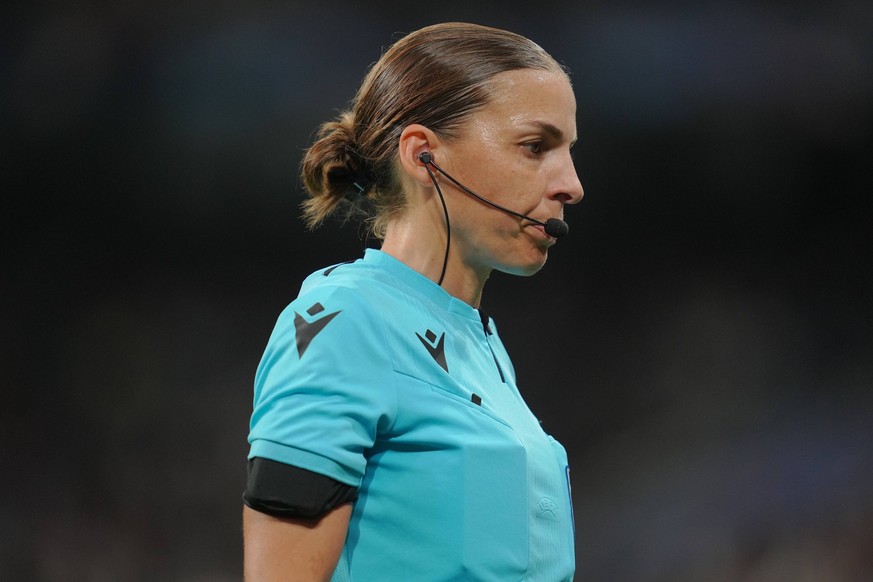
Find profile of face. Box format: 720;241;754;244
436;69;584;278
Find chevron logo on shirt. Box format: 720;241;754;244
416;329;448;373
294;302;341;359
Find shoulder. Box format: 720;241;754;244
289;259;400;321
298;260;356;294
254;263;401;408
264;259;409;362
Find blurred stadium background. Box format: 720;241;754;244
2;1;871;580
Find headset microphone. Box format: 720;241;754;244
417;152;569;238
418;151;570;287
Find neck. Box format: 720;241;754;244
380;207;489;308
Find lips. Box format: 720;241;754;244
526;222;557;245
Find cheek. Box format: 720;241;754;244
477;172;528;214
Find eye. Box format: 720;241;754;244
523;141;544;155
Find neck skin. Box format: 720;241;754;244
380;194;489;308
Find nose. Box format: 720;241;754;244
549;152;584;205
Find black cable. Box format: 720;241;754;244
422;161;451;286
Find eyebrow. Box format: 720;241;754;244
531;121;577;146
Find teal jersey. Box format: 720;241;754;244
249;249;575;581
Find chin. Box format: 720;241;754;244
500;252;549;277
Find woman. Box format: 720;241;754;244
244;22;584;581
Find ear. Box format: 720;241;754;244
398;124;442;186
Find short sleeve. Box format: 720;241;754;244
247;285;397;487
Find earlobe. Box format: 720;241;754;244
398;124;440;186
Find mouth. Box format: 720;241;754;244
526;223;557;247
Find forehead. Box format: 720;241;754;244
475;69;577;139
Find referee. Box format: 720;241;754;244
244;22;584;581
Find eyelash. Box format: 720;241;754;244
523;141;545;155
522;141;576;158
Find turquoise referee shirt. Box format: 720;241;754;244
249;249;575;581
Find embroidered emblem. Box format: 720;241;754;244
416;329;448;372
293;302;341;358
537;497;559;521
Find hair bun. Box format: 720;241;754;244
300;111;374;227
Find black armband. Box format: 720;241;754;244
243;457;358;520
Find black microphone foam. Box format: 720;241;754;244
544;218;569;238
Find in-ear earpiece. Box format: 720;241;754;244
418;152;433;165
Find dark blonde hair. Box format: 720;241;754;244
299;22;565;237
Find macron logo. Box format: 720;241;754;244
293;302;341;358
416;329;447;373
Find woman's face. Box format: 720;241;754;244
440;68;584;278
